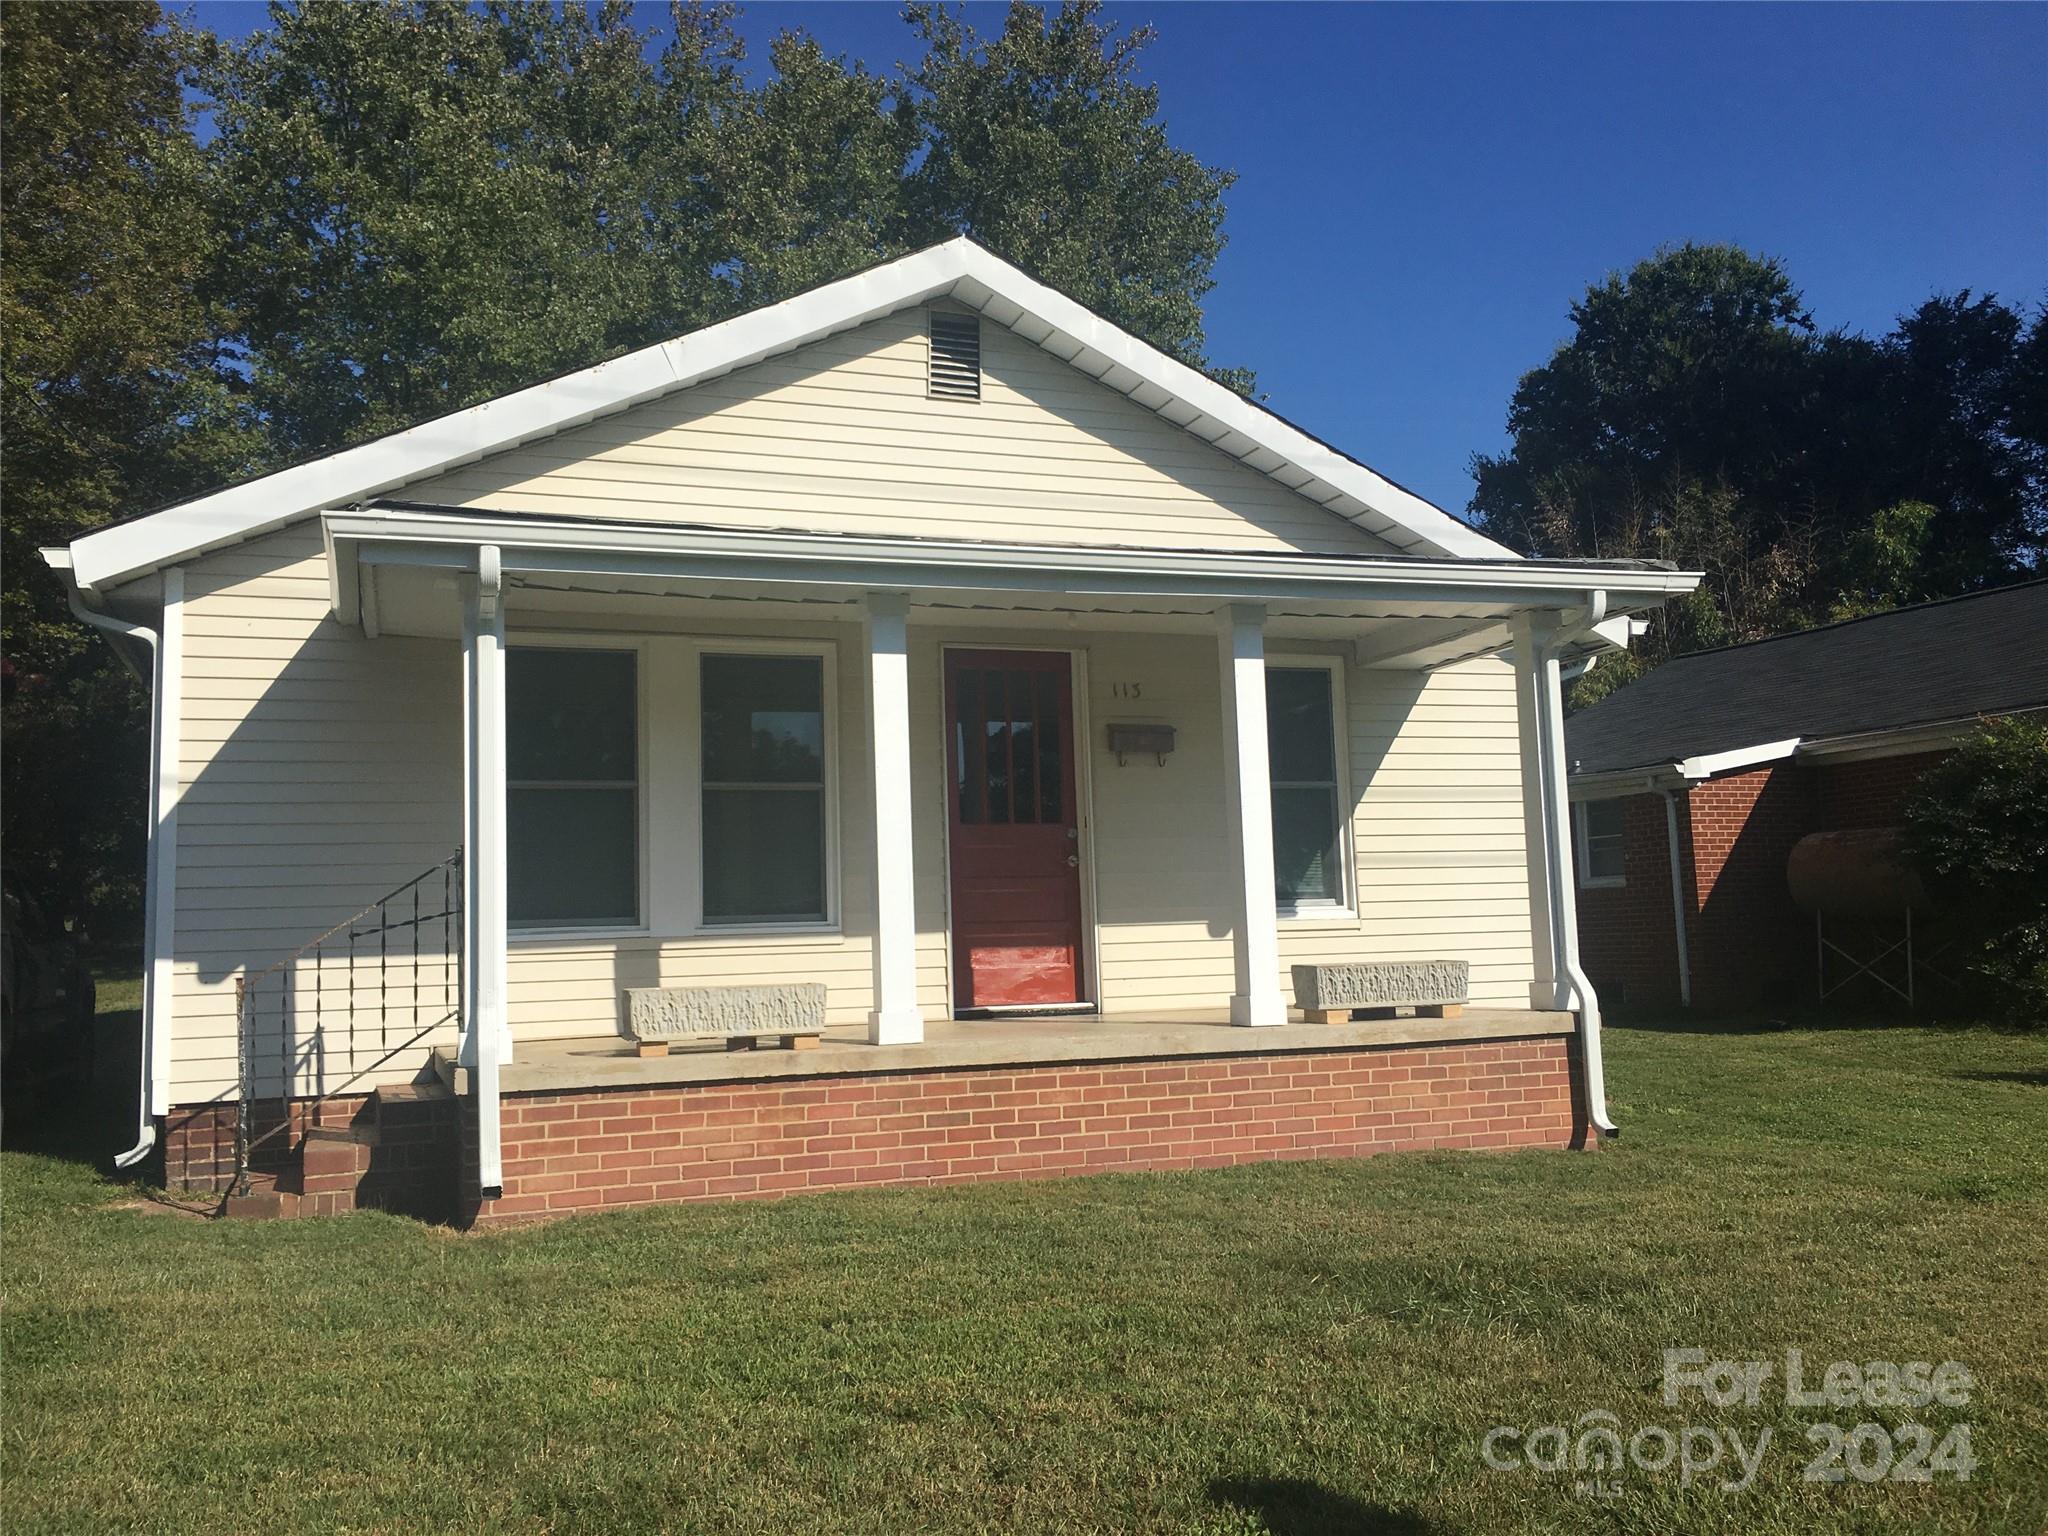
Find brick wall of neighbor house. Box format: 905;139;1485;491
1683;765;1816;1011
1576;792;1688;1012
1812;751;1948;832
1574;751;1959;1015
459;1036;1584;1224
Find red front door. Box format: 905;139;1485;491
944;649;1086;1011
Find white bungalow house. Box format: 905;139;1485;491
45;240;1698;1222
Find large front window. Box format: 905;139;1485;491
1267;666;1345;909
701;653;828;923
508;648;639;928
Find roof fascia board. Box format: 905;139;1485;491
1795;708;2046;764
326;509;1697;625
948;244;1515;562
1570;735;1801;789
63;238;1533;593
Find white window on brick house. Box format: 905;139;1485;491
1574;799;1627;888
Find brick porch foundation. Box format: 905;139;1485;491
464;1033;1584;1225
163;1088;461;1221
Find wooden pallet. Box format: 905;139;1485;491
632;1032;822;1057
1303;1003;1463;1025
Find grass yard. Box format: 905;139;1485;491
3;1007;2044;1535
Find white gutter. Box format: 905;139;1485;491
44;554;180;1169
1530;593;1619;1138
325;507;1702;623
1676;738;1801;780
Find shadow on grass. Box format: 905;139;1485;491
1207;1476;1437;1536
0;1004;148;1181
1949;1068;2048;1087
1607;1008;2017;1037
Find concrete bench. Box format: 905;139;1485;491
1291;960;1468;1024
622;983;828;1056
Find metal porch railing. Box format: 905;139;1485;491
232;852;463;1196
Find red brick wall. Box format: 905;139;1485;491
1685;765;1815;1011
466;1035;1583;1224
164;1091;458;1220
1572;751;1954;1016
1813;751;1947;832
1576;792;1689;1011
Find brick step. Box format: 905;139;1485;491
223;1170;300;1221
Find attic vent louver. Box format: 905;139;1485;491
927;309;981;401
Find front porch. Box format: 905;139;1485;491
192;506;1691;1215
442;1007;1583;1222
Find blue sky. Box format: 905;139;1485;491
191;2;2047;519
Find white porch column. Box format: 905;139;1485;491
460;548;510;1193
864;592;925;1044
1511;612;1563;1009
1217;602;1286;1026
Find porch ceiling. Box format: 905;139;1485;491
329;505;1696;668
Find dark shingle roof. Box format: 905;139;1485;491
1565;579;2048;776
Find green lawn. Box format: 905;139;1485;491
3;1012;2044;1535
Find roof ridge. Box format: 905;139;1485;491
1653;575;2048;668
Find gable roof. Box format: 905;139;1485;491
58;237;1514;594
1565;578;2048;776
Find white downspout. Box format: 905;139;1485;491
1660;788;1693;1008
55;571;165;1168
1533;594;1618;1139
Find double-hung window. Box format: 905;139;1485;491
1266;665;1346;911
507;647;640;928
1575;800;1626;887
700;652;828;924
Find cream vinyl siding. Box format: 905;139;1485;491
165;555;952;1100
404;308;1397;556
1280;657;1537;1004
169;525;462;1105
1076;640;1536;1012
160;547;1533;1105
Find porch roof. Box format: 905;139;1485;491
327;503;1699;668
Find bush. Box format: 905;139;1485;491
1901;716;2048;1022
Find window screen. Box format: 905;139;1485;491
507;648;639;927
1266;667;1343;907
701;653;828;923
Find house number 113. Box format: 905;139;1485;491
1111;681;1143;700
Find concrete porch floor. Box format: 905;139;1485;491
435;1007;1575;1096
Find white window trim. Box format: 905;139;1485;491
1574;800;1627;889
1267;652;1356;921
506;630;841;945
688;638;841;935
505;635;651;940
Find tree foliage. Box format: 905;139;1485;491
197;0;1246;460
2;0;1243;932
900;2;1244;388
1472;245;2047;701
1902;716;2048;1022
1;2;256;929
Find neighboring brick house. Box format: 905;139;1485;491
1564;580;2048;1013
